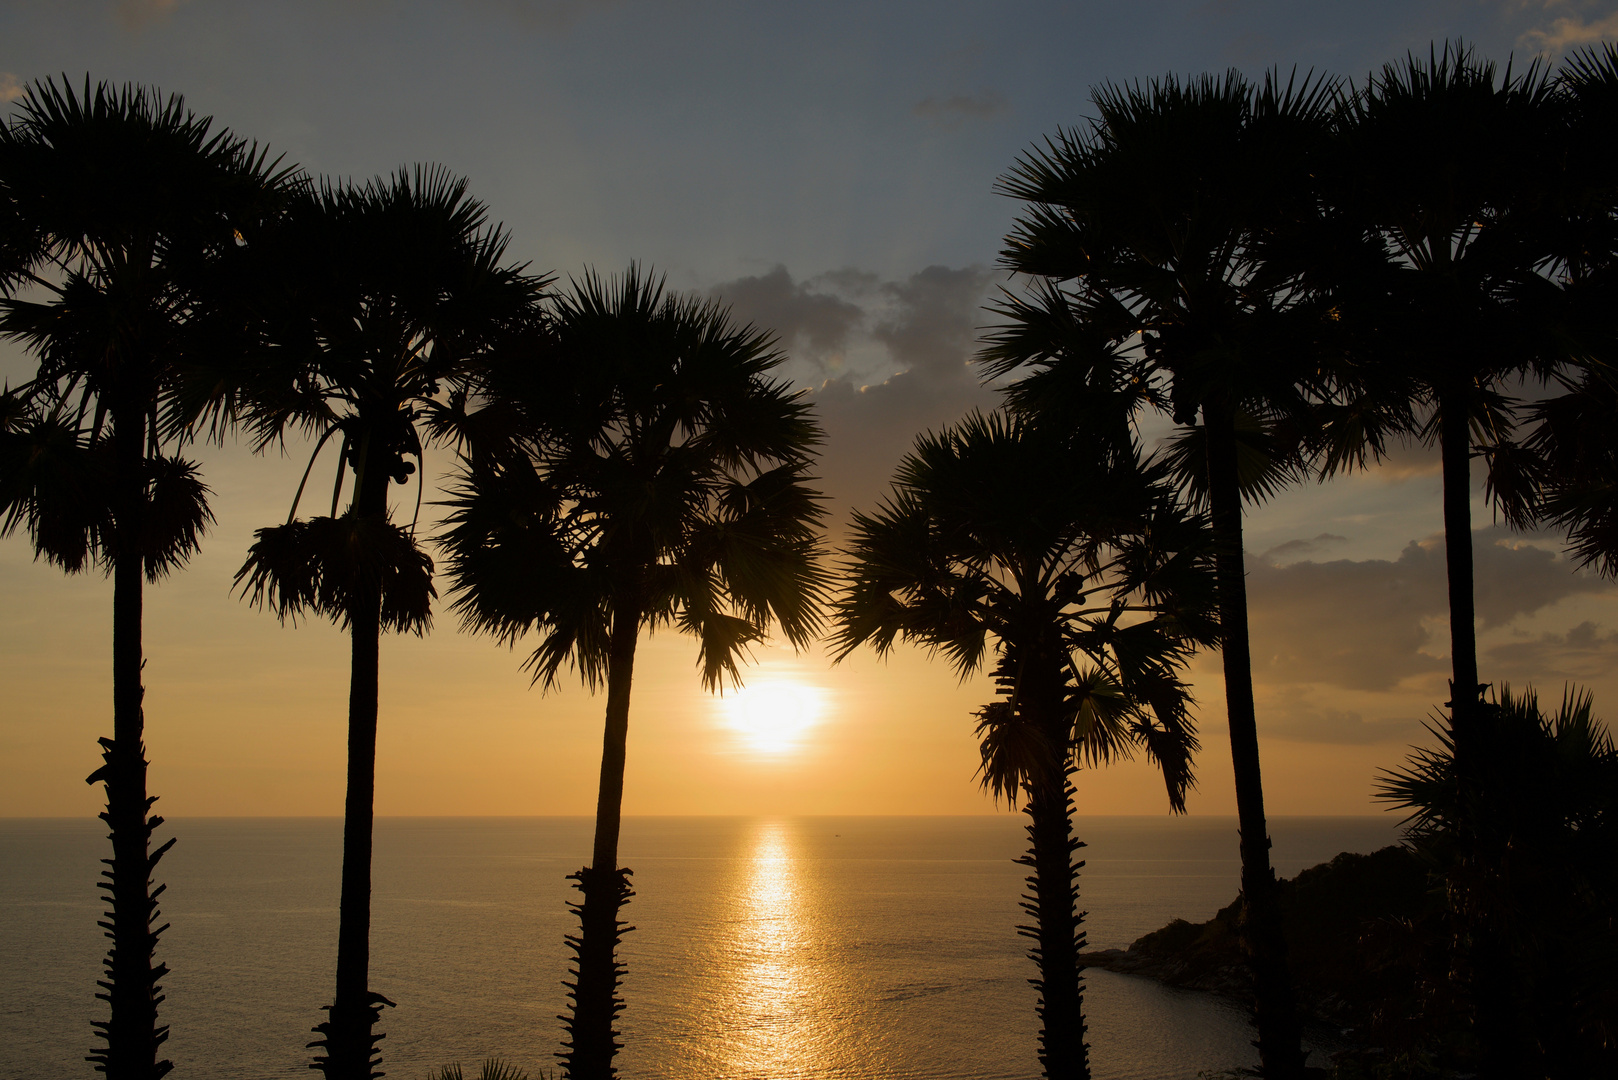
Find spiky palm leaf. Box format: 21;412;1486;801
1376;683;1618;1072
443;265;830;692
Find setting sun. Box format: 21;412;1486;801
719;680;828;754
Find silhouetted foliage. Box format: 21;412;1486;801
1320;49;1609;1075
431;1059;548;1080
1374;686;1618;1076
0;74;292;1080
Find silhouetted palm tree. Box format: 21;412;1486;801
831;410;1215;1080
1325;54;1581;1074
1330;44;1568;759
0;77;289;1080
438;267;829;1080
981;71;1336;1078
232;167;543;1080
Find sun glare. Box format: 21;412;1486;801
720;680;827;754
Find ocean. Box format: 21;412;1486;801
1;815;1403;1080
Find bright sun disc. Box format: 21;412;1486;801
721;681;826;753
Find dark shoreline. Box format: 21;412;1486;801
1077;845;1431;1033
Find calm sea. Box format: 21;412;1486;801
1;815;1401;1080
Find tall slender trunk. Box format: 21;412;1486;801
87;406;173;1080
560;596;642;1080
1436;384;1520;1078
1204;402;1305;1080
1437;386;1481;746
1019;765;1087;1080
311;458;393;1080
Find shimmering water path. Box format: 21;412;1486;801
1;816;1399;1080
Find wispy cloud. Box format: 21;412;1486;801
1245;530;1613;692
1519;1;1618;54
0;73;25;104
912;91;1008;130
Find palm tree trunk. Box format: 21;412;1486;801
87;407;174;1080
1436;384;1520;1079
1437;387;1481;744
1204;402;1305;1080
1019;767;1088;1080
311;465;393;1080
561;598;641;1080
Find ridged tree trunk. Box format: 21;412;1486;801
1435;383;1522;1079
1019;762;1087;1080
311;449;393;1080
87;405;174;1080
1204;401;1305;1080
560;596;642;1080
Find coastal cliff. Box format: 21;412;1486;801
1079;846;1434;1032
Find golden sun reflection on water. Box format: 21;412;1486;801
710;820;838;1076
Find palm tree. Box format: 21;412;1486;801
1330;44;1569;759
831;410;1216;1080
980;71;1337;1078
231;166;544;1080
438;267;829;1080
1325;53;1581;1075
0;77;290;1080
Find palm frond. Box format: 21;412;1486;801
236;515;434;634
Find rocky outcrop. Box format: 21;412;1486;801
1079;846;1433;1028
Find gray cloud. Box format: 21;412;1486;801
1247;529;1612;691
713;265;866;374
873;264;995;382
912;92;1008;129
1488;620;1618;683
1262;533;1347;564
0;74;24;104
715;263;999;532
1260;688;1419;745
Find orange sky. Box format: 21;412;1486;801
6;423;1615;819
